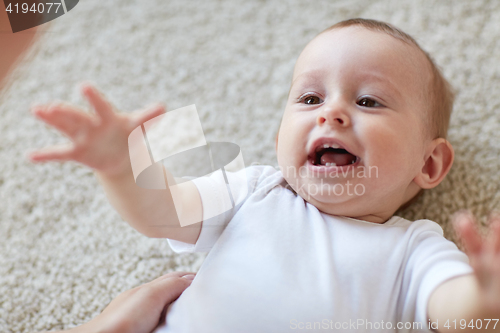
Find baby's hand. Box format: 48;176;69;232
453;210;500;316
30;83;165;177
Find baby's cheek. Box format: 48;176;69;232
374;157;416;194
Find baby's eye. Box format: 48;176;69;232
357;97;382;108
299;94;323;105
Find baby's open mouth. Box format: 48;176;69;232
312;144;358;167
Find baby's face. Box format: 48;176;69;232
276;26;433;223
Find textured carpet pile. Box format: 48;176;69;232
1;0;499;332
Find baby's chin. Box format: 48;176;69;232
298;187;357;209
290;178;355;204
280;164;409;222
285;177;377;215
299;192;389;223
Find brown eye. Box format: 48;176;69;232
357;97;381;108
303;95;322;104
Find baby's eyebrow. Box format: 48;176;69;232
288;71;323;98
290;71;322;89
358;72;402;100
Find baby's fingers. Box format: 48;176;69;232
130;103;166;128
453;211;483;256
81;83;116;123
32;103;93;139
29;144;75;163
487;213;500;253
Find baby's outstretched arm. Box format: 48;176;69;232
427;212;500;332
30;83;202;243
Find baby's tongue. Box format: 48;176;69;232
320;151;355;166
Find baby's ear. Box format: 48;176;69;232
413;138;454;189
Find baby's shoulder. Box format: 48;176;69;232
386;216;458;256
242;164;287;192
389;215;443;232
385;216;447;244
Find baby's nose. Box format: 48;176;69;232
317;104;351;127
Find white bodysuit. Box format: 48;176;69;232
155;165;472;333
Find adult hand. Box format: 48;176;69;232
0;2;39;90
42;271;195;333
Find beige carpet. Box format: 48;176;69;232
1;0;499;331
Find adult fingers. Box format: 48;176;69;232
144;272;196;306
32;103;92;139
114;272;195;304
81;83;116;123
453;210;483;256
149;271;196;283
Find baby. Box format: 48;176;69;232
30;19;500;333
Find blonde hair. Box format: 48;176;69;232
321;18;455;140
